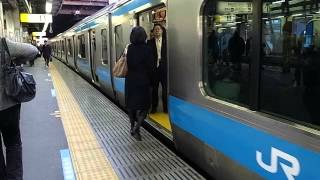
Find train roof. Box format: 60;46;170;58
50;0;165;40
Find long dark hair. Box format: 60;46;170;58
130;26;147;44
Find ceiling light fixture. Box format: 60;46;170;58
272;0;285;4
46;2;52;13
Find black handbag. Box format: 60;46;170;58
1;38;36;103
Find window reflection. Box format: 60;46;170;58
115;25;124;60
101;29;108;64
261;0;320;126
203;0;252;106
78;35;86;58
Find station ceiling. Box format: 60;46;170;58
17;0;108;37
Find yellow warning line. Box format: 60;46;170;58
49;64;118;180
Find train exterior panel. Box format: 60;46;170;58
168;0;320;179
50;0;320;179
74;32;92;80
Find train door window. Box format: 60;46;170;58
67;39;72;56
115;25;124;59
260;0;320;127
203;0;253;106
78;34;86;58
91;30;96;51
101;29;108;64
62;40;65;53
138;6;167;40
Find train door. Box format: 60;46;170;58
63;38;67;63
72;35;78;70
92;18;115;99
111;18;132;106
89;29;98;83
66;38;74;66
137;5;171;133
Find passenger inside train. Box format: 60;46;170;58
203;0;320;127
139;6;172;132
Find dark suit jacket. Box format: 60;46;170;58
147;37;167;71
41;44;52;59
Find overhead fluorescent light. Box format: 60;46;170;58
273;15;284;19
292;13;303;17
272;0;285;4
46;2;52;13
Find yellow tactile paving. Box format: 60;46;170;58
149;112;172;132
49;64;118;180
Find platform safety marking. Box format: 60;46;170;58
60;149;76;180
51;89;56;97
50;64;118;180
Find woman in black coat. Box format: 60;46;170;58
125;26;153;141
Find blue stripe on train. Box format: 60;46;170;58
96;66;124;93
76;58;91;78
114;77;125;93
169;96;320;180
95;66;112;86
113;0;162;16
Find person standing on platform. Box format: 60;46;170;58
148;24;168;113
41;40;52;68
125;26;153;141
0;38;38;180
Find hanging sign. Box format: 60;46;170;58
217;2;252;14
32;32;46;36
215;15;236;23
20;13;53;23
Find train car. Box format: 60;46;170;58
51;0;320;179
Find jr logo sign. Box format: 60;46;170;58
256;147;300;180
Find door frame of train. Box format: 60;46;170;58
89;29;98;83
64;38;68;64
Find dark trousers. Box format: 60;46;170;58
44;56;50;67
152;67;167;112
128;109;148;133
0;104;23;180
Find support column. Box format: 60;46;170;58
0;1;4;37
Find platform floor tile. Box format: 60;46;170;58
50;64;118;180
51;60;205;180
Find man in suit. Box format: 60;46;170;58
148;24;168;113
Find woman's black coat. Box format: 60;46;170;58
125;43;153;110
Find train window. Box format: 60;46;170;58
260;1;320;127
67;39;72;56
138;6;167;40
115;25;124;59
92;30;96;51
101;29;108;64
62;41;65;53
78;35;86;58
203;0;253;106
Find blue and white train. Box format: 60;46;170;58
51;0;320;179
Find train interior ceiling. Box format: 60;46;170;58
51;0;320;135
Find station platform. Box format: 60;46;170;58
19;58;205;180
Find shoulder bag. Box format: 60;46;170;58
112;44;129;78
1;38;36;103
